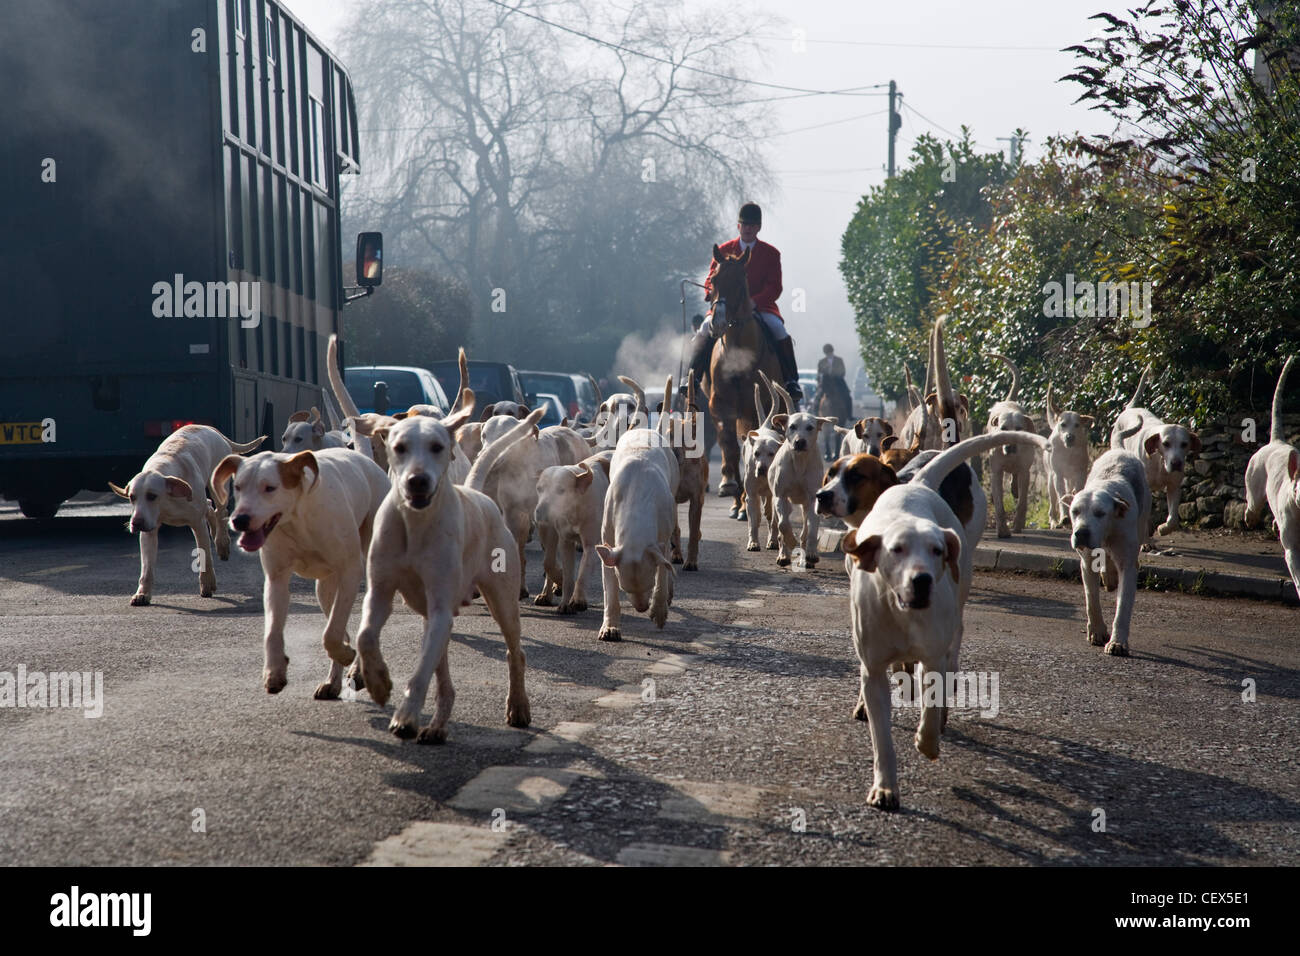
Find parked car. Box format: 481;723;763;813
343;366;450;416
427;360;530;411
798;368;819;404
520;370;594;422
534;393;565;429
852;365;886;419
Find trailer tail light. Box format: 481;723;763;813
144;419;207;438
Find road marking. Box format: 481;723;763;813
360;822;506;867
593;685;644;709
645;654;690;676
524;721;596;754
447;764;601;814
657;780;769;823
734;598;764;608
30;564;90;576
616;843;731;867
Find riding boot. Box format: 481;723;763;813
680;331;713;399
774;336;803;410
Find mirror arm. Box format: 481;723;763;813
342;286;374;305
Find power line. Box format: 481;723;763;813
479;0;891;97
755;33;1061;52
772;108;888;138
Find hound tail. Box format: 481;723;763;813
587;373;603;407
913;431;1047;492
932;316;959;436
1125;366;1150;410
466;407;546;493
1270;355;1295;443
327;334;373;459
1046;382;1059;428
225;435;267;455
450;348;470;414
989;352;1020;402
617;375;648;418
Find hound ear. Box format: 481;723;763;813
1188;432;1202;454
771;414;788;432
651;545;676;572
278;450;319;491
287;410;311;423
516;405;531;419
596;545;620;568
1144;433;1162;455
747;430;760;442
312;417;326;437
109;481;131;499
479;402;497;422
211;455;242;507
1112;495;1130;518
881;435;899;451
309;406;322;424
882;421;894;436
1079;415;1095;427
164;476;193;500
943;529;962;584
574;462;594;492
817;416;837;429
392;411;410;421
854;419;867;439
842;530;883;572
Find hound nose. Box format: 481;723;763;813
910;573;932;608
758;464;768;477
793;439;807;451
407;472;431;494
1063;433;1075;447
815;489;833;507
1071;527;1091;549
1171;459;1184;471
231;513;251;532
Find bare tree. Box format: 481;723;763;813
340;0;774;369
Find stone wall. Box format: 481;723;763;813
1173;413;1300;531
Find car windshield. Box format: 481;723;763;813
345;368;426;412
429;362;508;405
520;372;576;405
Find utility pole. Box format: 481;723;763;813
887;80;901;178
997;130;1030;168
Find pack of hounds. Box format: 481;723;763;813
110;324;1300;810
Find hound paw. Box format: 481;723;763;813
518;586;531;600
852;699;869;722
915;732;940;760
650;603;669;629
345;666;365;691
728;505;741;519
737;508;748;521
776;555;791;567
533;592;554;607
1087;629;1110;647
389;717;418;739
129;592;151;607
746;540;761;552
1103;640;1130;657
1157;521;1178;536
263;665;288;695
216;542;231;561
867;786;899;811
683;561;699;571
597;626;622;642
672;553;683;565
200;582;216;598
1101;572;1118;592
361;658;392;705
766;539;778;550
506;695;531;728
416;724;448;745
558;599;587;614
313;681;341;701
996;526;1012;539
805;553;819;567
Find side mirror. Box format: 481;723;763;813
526;393;538;409
373;381;390;415
356;232;383;288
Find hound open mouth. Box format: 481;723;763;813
894;591;930;611
238;514;280;552
406;493;433;509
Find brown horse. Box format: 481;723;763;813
704;244;784;515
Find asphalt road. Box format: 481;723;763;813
1;488;1297;866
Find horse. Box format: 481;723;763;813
703;244;784;517
815;370;853;461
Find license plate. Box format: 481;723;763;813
0;422;46;444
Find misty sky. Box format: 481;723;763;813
287;0;1119;370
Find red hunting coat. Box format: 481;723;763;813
705;238;783;320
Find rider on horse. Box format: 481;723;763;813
681;202;804;408
816;343;851;411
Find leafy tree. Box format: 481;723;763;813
344;268;473;368
839;133;1010;400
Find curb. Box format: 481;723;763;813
815;525;1297;605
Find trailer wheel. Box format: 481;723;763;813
18;497;62;519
